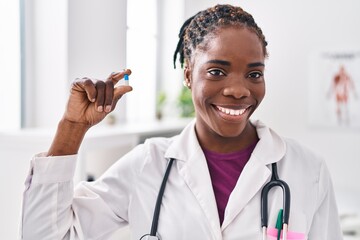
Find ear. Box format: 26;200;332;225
184;66;192;89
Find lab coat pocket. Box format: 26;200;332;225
267;227;306;240
267;210;307;240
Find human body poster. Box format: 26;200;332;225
308;50;360;128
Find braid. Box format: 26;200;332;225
173;14;198;69
173;4;268;69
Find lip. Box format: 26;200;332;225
213;104;252;121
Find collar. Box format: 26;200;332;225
164;119;286;165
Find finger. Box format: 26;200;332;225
71;78;97;102
111;85;133;110
112;85;133;108
82;78;97;102
104;80;114;113
95;81;106;112
108;69;132;85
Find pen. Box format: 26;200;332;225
276;209;283;240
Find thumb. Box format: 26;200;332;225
112;85;133;107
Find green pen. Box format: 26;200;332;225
276;209;283;240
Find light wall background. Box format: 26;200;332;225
1;0;359;239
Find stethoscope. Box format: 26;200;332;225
261;162;291;240
139;159;291;240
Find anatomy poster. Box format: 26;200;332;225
308;50;360;128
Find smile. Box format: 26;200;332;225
215;106;249;116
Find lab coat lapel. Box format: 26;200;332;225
177;152;222;240
221;158;270;230
221;120;287;230
165;120;222;240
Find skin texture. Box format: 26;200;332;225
184;26;266;153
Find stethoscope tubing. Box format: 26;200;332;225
149;158;175;237
261;163;291;240
141;160;290;240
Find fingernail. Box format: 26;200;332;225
105;105;112;112
112;70;125;76
97;106;103;112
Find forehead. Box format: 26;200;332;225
194;26;264;62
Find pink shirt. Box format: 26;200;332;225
203;142;257;225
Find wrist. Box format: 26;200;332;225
58;118;91;134
47;119;91;156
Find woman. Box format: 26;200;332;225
21;4;343;240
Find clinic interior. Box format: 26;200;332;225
1;0;359;239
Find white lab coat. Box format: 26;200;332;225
21;120;343;240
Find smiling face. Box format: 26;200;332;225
185;26;266;152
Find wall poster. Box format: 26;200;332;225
308;50;360;128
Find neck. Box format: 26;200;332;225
196;121;258;153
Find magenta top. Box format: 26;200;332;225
202;141;257;225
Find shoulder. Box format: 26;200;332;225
280;137;326;181
281;138;334;196
140;136;175;164
96;134;180;176
283;138;324;165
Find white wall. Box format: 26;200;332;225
0;0;21;130
157;0;185;117
68;0;128;124
23;0;69;128
126;0;157;122
183;0;360;201
23;0;127;128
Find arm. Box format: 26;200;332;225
21;70;133;240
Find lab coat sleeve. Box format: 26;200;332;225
21;146;143;240
308;161;343;240
21;153;79;240
21;152;131;240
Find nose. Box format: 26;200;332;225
222;77;251;99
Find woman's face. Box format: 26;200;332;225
185;26;265;149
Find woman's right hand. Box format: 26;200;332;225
47;69;132;156
63;69;132;127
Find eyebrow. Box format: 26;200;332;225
247;62;265;68
206;59;231;66
205;59;265;68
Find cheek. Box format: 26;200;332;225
260;83;266;100
191;82;212;110
253;82;266;103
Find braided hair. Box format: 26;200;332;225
173;4;268;69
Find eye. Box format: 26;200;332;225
247;71;263;79
208;69;225;76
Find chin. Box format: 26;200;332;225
213;125;248;138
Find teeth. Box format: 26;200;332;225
217;106;247;116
